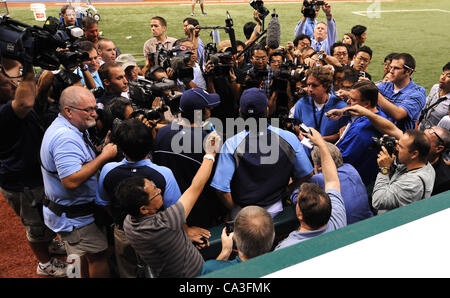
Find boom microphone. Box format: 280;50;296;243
266;9;280;50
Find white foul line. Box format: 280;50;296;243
352;8;450;17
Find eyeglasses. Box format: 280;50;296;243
356;56;370;63
148;190;161;202
253;56;267;61
68;105;97;113
429;128;444;145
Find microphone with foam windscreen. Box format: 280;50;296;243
266;9;280;50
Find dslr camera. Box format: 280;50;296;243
249;0;270;19
371;136;397;156
148;45;194;84
204;43;234;77
302;0;325;19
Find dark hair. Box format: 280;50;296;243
236;40;246;49
152;16;167;27
60;5;74;14
252;43;268;56
334;65;358;82
115;176;150;218
98;62;121;82
297;183;332;230
405;129;431;163
183;17;199;27
174;37;192;47
82;16;98;30
78;40;95;52
351;80;378;107
330;42;349;58
269;51;285;62
356;46;373;60
392;53;416;71
113;119;153;161
293;34;311;47
351;25;367;37
106;97;131;120
384;52;398;63
243;22;257;40
443;62;450;72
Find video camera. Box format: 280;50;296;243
204;43;234;77
250;0;270;20
0;15;89;71
128;77;181;116
302;0;325;19
148;44;194;84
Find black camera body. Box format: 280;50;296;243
302;0;325;19
0;15;87;70
250;0;270;19
371;136;397;156
204;43;234;77
225;221;234;236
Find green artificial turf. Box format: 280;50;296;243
4;0;450;91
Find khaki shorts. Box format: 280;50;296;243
192;0;204;4
1;186;55;243
58;222;108;257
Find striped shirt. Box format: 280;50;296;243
123;201;204;277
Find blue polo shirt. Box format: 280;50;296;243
336;110;387;185
276;189;346;250
211;125;313;208
40;114;98;233
293;94;348;137
74;68;104;89
377;79;426;131
96;158;181;227
309;164;373;225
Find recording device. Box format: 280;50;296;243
266;9;280;50
249;0;270;20
0;15;88;71
302;0;325;19
299;123;311;135
358;71;366;79
128;77;180;115
225;221;234;236
192;236;208;247
370;136;397;156
325;110;350;118
204;43;234;77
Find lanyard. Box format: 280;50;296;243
311;96;328;131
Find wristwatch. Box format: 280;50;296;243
203;154;215;162
379;167;390;175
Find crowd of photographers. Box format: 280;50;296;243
0;0;449;278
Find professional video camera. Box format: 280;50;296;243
128;77;181;114
0;15;89;71
370;136;397;156
249;0;270;20
302;0;325;19
148;44;194;84
204;43;234;77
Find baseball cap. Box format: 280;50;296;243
116;54;137;71
240;88;268;116
179;88;221;113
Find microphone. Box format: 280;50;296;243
266;9;280;50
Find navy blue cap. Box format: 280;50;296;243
240;88;268;116
179;88;221;113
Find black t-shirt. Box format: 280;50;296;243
0;101;44;191
153;124;226;227
432;157;450;196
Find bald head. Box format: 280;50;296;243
59;86;95;113
234;206;275;259
60;86;97;131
